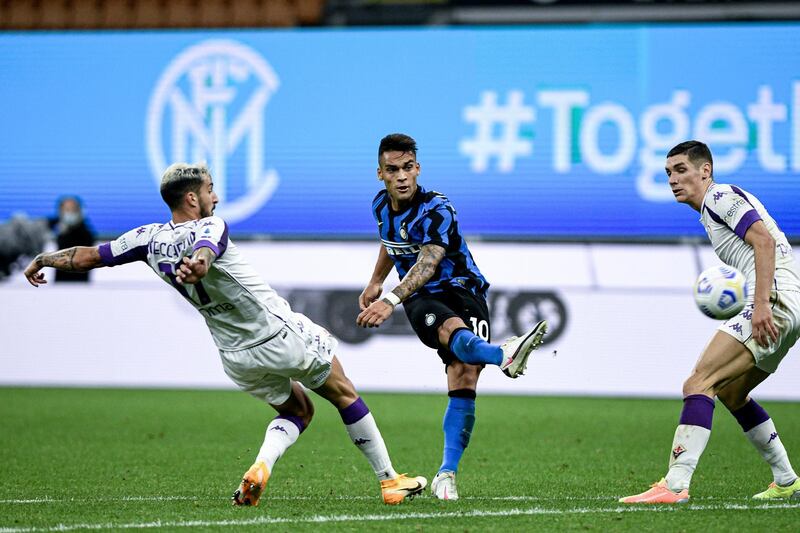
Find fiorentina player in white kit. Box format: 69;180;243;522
23;163;426;506
621;141;800;503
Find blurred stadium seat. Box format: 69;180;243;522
0;0;326;29
2;1;800;30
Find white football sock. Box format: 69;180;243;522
665;424;711;491
344;412;398;481
256;417;301;472
745;419;798;486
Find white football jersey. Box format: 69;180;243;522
700;183;800;294
99;216;294;350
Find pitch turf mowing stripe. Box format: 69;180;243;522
2;503;800;532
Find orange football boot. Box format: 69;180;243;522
232;461;270;506
619;478;690;504
380;474;427;505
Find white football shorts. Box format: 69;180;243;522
719;290;800;373
218;312;337;405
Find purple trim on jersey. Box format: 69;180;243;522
703;204;726;226
730;185;754;206
339;397;370;425
193;221;229;259
193;240;220;256
98;242;147;267
732;399;770;432
276;414;307;434
679;394;715;430
98;243;114;265
734;209;762;239
217;221;229;258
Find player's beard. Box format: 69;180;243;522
200;201;215;218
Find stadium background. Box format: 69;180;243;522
2;0;800;399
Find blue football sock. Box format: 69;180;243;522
448;328;503;366
439;396;476;473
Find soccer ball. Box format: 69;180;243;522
693;265;749;319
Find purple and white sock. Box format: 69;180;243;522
733;399;798;486
665;394;715;491
256;415;305;472
340;397;398;481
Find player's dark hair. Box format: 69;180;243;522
378;133;417;162
667;140;714;174
160;163;209;210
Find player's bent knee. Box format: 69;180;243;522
312;358;359;409
314;380;359;410
273;383;316;426
682;373;712;398
438;317;468;347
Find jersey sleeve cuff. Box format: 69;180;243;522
98;243;116;266
734;209;762;239
193;240;220;257
98;242;148;267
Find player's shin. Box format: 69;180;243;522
439;389;476;473
665;395;715;492
733;399;798;486
448;329;502;366
339;397;399;481
256;415;305;471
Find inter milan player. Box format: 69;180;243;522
621;141;800;503
357;133;547;500
24;163;426;507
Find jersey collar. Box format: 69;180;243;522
700;182;718;221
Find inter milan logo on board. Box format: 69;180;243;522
146;40;281;224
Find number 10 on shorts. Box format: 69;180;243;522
469;317;489;341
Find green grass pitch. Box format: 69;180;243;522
2;388;799;531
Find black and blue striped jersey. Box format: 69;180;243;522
372;185;489;299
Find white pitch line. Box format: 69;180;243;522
2;503;800;532
0;500;56;505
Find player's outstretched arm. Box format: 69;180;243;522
359;245;394;311
24;246;104;287
175;247;217;285
356;244;445;328
744;221;779;347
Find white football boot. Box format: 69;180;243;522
500;320;548;378
431;471;459;500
